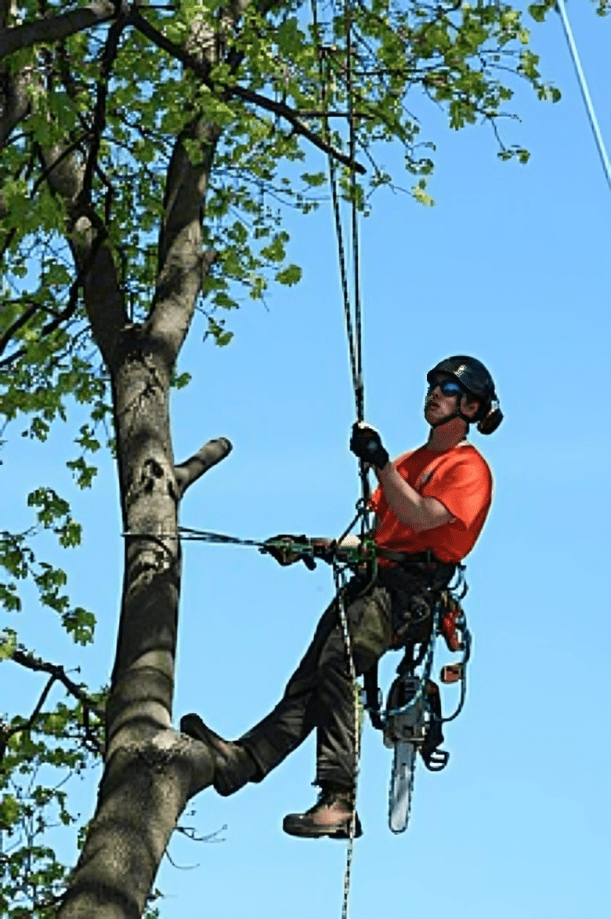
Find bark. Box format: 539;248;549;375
0;0;306;911
58;736;214;919
56;336;227;918
0;64;31;148
0;1;118;63
54;13;236;918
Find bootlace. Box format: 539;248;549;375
308;786;351;814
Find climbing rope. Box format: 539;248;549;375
332;564;362;919
309;1;369;914
308;3;369;913
317;0;374;914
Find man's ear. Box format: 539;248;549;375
461;395;480;420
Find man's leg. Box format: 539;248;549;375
281;580;394;837
313;582;394;788
182;596;348;795
181;578;394;812
238;598;344;780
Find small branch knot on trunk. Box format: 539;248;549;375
142;457;165;493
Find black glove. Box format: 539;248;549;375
350;422;389;470
262;534;316;571
311;539;337;565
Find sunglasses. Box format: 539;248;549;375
427;379;466;398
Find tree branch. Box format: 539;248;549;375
0;645;106;763
174;436;232;499
0;302;38;355
9;646;105;719
131;9;365;174
148;126;219;370
35;136;127;369
0;1;118;64
0;66;32;149
231;84;367;173
82;6;130;201
0;226;106;369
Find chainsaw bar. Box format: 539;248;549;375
388;740;417;833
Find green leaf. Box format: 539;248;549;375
275;264;302;286
0;628;18;661
412;180;435;207
62;607;96;646
0;793;20;829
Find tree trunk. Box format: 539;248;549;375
57;328;224;919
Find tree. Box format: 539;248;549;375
0;1;560;915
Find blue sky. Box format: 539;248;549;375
1;4;610;919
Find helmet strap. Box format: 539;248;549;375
429;395;472;430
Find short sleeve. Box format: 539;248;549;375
368;485;382;514
424;456;492;530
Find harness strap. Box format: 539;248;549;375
363;662;383;730
375;547;438;566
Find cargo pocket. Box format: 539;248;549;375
347;585;394;675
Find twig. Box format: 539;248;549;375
0;646;105;763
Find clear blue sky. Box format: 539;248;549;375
1;4;610;919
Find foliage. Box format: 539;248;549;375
0;673;106;918
0;0;566;913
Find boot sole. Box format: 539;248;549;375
283;816;363;839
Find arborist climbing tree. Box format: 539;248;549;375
180;355;503;838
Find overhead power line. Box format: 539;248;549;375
556;0;611;193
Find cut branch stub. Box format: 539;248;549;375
174;437;232;499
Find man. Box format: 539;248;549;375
181;356;502;838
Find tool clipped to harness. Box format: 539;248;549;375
383;673;427;834
419;680;450;772
363;589;471;833
440;591;467;652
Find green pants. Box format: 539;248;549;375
240;561;455;790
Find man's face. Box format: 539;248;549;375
424;373;479;423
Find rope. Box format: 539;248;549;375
556;0;611;193
312;2;370;914
333;564;362;919
122;526;314;553
311;0;366;423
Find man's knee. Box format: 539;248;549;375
347;588;393;671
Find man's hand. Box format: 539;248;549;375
261;535;316;570
311;538;336;565
350;422;389;470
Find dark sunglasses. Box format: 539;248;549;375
427;379;465;397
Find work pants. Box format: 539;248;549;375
240;561;456;791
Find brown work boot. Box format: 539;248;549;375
283;785;362;839
180;713;258;796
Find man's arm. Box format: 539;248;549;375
348;422;454;533
310;532;362;550
376;463;454;533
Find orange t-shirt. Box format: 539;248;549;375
369;442;493;564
